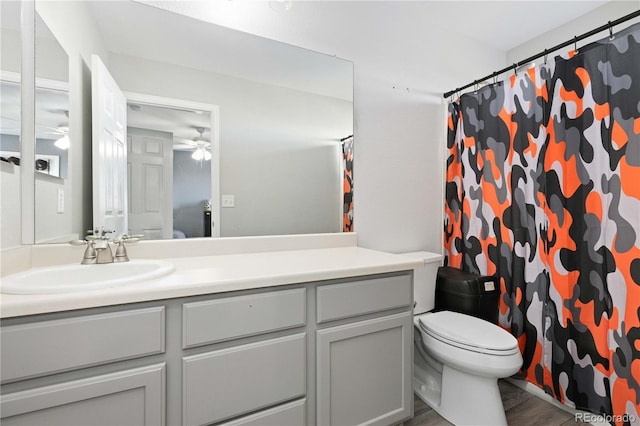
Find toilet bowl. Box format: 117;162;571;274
414;311;523;425
402;252;524;426
418;311;522;378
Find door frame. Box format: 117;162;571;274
123;92;221;238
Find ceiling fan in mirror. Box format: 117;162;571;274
174;126;211;162
35;110;69;150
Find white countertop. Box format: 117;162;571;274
0;247;422;318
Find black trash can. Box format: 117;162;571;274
435;266;500;324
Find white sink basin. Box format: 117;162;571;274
1;260;175;294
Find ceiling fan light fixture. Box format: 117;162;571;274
192;147;205;161
54;134;70;150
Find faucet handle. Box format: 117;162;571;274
69;239;98;264
117;234;144;243
124;234;144;239
113;234;143;262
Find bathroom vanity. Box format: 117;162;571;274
0;236;420;426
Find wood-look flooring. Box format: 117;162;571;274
402;379;592;426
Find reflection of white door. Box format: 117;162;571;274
124;91;221;238
127;127;173;240
91;55;127;237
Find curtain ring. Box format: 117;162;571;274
513;63;518;76
543;48;548;64
574;36;578;52
609;21;615;40
493;72;498;85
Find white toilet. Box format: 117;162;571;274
403;252;523;426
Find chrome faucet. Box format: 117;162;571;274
69;228;143;265
113;234;143;262
90;235;115;264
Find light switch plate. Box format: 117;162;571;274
221;195;235;208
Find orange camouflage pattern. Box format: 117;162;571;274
444;24;640;424
343;137;354;232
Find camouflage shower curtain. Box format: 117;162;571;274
444;23;640;424
343;137;354;232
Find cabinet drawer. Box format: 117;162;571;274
182;288;305;348
219;399;306;426
0;364;165;426
183;333;306;425
1;307;165;382
316;274;412;323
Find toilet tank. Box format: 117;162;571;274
436;267;500;324
401;251;443;315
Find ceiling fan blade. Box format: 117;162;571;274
35;123;64;132
173;137;196;145
173;143;197;150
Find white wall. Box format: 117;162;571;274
35;13;69;83
1;27;20;74
507;2;640;65
108;53;349;237
173;150;210;238
34;174;75;243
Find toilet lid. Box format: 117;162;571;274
419;311;519;353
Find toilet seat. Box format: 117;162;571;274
418;311;520;356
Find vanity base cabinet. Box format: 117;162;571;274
317;312;413;426
1;271;413;426
0;364;165;426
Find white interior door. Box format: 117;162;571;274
127;127;173;240
92;55;127;237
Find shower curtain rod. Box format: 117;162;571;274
443;9;640;99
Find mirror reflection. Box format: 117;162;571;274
126;101;214;240
34;11;72;243
0;1;21;248
31;0;353;242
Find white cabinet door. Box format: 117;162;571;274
317;312;413;426
91;54;127;236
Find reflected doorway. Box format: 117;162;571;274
124;93;220;239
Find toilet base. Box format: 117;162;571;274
414;363;508;426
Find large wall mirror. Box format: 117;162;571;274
27;0;353;244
